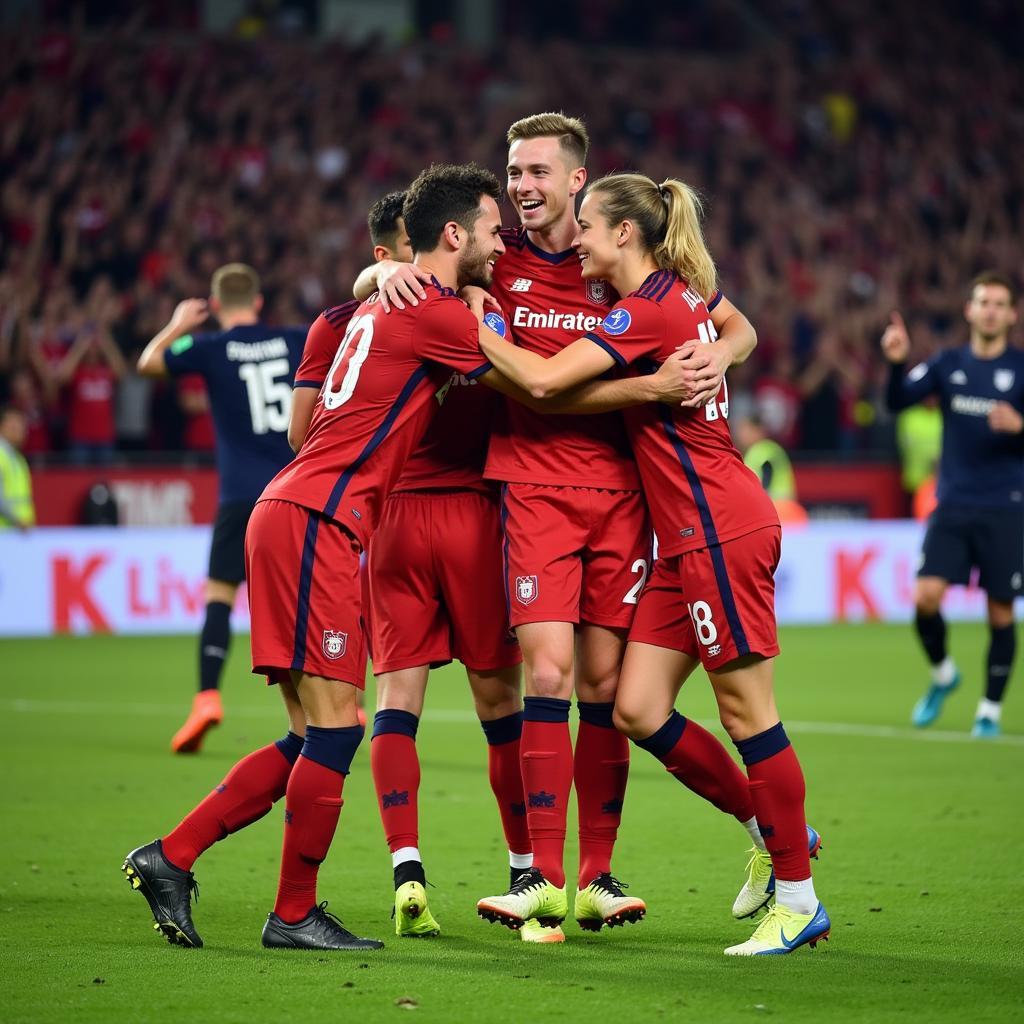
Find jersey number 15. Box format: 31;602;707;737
238;358;292;435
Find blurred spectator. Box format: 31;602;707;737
55;328;126;464
0;405;35;531
0;2;1020;460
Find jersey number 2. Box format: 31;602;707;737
324;314;374;410
238;358;292;435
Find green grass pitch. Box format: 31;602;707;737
2;624;1022;1023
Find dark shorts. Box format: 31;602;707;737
919;504;1024;602
208;501;256;584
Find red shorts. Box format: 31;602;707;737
245;499;368;687
629;526;781;671
368;489;522;674
501;483;651;630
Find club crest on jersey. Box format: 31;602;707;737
322;630;348;660
483;311;508;338
515;575;539;605
995;369;1015;392
586;279;609;303
602;307;631;335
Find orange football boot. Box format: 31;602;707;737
171;691;224;754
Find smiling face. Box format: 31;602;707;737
506;136;585;235
573;192;624;281
456;195;505;289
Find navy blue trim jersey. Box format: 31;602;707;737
164;324;308;503
886;345;1024;508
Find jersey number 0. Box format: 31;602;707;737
324;314;374;410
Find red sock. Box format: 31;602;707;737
482;722;531;857
520;698;573;889
274;756;348;923
636;712;755;822
370;730;420;852
162;735;301;871
736;723;810;881
575;704;629;888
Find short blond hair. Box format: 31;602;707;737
507;112;589;168
211;263;260;309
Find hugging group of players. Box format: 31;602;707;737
123;112;829;958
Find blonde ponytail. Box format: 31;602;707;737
655;179;717;299
589;173;717;298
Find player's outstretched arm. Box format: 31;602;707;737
478;320;614;399
880;311;937;411
352;260;432;311
137;299;209;377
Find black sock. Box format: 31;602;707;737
914;609;947;665
394;860;425;890
986;624;1016;703
199;601;232;692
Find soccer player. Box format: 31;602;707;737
882;272;1024;738
292;190;528;940
353;189;697;944
470;171;830;956
122;163;528;952
137;264;307;754
361;114;754;938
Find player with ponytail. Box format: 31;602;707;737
472;171;830;957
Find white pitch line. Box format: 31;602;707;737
2;698;1022;747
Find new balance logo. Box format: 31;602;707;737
528;790;556;808
284;809;293;825
382;789;410;809
510;801;527;817
759;825;775;839
601;798;623;815
215;784;227;794
510;278;533;292
950;370;967;385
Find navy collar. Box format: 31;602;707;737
524;233;577;265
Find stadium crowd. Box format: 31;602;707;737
0;0;1021;459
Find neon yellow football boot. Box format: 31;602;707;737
477;868;567;930
574;873;646;931
725;901;831;956
732;825;822;919
394;881;440;938
520;918;565;943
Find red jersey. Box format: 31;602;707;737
486;226;639;490
262;280;492;549
294;301;496;494
585;270;778;556
68;364;116;444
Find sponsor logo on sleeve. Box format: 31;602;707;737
483;311;508;338
170;335;195;355
601;307;632;336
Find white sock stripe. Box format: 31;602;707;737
391;847;421;868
